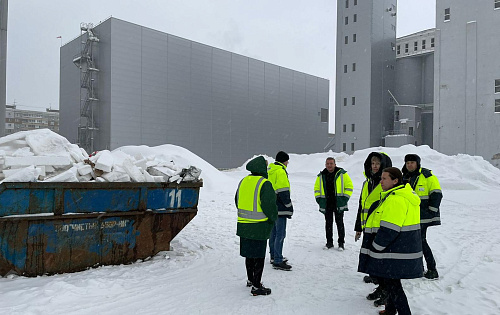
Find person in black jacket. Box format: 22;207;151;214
402;154;443;280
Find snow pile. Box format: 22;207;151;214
0;141;500;313
0;129;203;184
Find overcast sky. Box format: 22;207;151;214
5;0;435;129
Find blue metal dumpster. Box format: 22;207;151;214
0;181;202;276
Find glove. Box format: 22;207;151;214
355;232;361;242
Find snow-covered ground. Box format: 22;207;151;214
1;143;499;315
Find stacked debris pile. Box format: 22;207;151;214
0;129;202;183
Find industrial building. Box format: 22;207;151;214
335;0;500;167
386;28;435;148
60;17;330;168
433;0;500;168
335;0;397;153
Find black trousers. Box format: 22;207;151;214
245;257;265;287
421;225;437;270
379;278;411;315
325;209;345;245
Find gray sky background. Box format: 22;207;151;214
5;0;436;131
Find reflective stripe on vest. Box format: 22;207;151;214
237;176;268;222
360;248;423;260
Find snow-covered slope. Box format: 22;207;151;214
0;143;499;315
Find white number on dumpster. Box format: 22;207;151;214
168;189;182;208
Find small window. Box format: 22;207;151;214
391;24;396;31
351;124;355;132
320;108;328;123
409;127;414;136
352;97;356;106
431;37;435;48
397;45;401;54
405;43;409;53
422;39;426;49
395;110;399;121
353;14;357;22
345;0;349;8
414;41;418;51
345;36;349;44
353;34;357;42
444;8;451;21
389;97;394;103
495;79;500;93
344;65;348;73
354;0;358;5
344;98;347;106
351;143;355;151
345;16;349;25
496;99;500;113
496;0;500;9
352;63;356;71
342;143;347;151
343;124;347;132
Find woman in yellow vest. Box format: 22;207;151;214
235;156;278;296
358;167;423;315
354;152;392;303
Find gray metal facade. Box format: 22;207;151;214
434;0;500;167
0;0;7;136
335;0;397;153
60;18;330;168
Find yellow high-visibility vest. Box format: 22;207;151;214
236;175;269;223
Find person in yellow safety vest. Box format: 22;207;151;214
357;167;423;315
267;151;293;271
354;152;392;305
402;154;443;280
314;157;353;250
235;156;278;296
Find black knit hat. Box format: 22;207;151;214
275;151;289;163
404;154;421;164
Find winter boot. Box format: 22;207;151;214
272;261;292;271
424;269;439;279
338;243;345;251
374;293;389;307
269;257;288;265
325;242;334;249
246;280;253;287
251;285;272;296
366;286;385;301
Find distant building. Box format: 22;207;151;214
59;17;330;168
5;105;59;135
335;0;397;153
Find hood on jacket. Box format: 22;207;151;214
382;184;421;207
363;152;392;180
402;154;422;175
246;156;268;178
268;162;286;176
